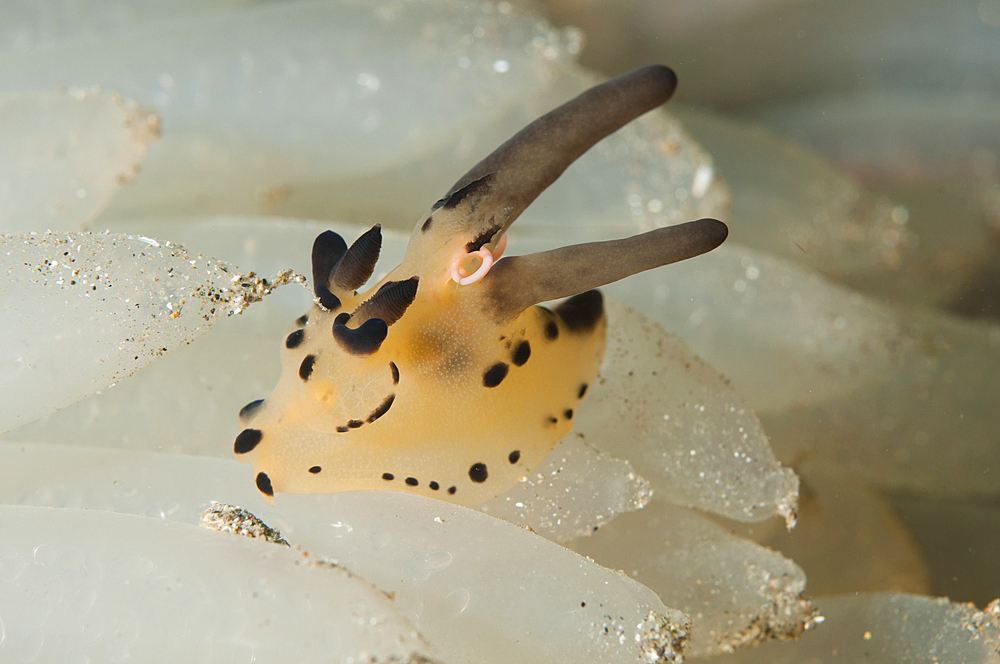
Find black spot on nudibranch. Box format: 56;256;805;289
333;318;389;356
337;426;349;433
285;329;305;349
382;473;395;481
545;416;559;426
554;290;604;333
578;383;589;399
334;312;351;326
233;428;263;454
296;314;309;327
421;216;433;232
389;361;399;385
469;462;488;483
367;394;395;423
564;409;574;419
512;340;531;366
316;288;342;312
482;362;509;388
405;477;419;486
299;354;316;381
508;450;521;464
256;472;274;497
432;173;495;212
429;481;440;491
239;399;264;423
347;419;364;429
465;224;502;253
309;466;322;474
448;486;457;495
312;231;348;310
544;320;559;340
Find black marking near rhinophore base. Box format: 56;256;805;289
316;288;341;312
234;66;729;507
333;318;389;355
466;224;503;253
433;173;496;212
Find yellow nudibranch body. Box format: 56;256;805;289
234;65;728;505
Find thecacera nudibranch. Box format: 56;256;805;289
234;65;728;506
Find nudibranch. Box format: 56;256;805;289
234;65;728;505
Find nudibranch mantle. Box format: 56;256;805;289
234;65;728;506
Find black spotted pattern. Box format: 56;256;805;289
296;314;309;326
390;361;399;385
465;224;502;253
405;477;419;486
578;383;588;399
448;486;457;495
382;473;395;481
299;354;316;381
309;466;322;474
469;462;488;483
285;328;305;349
233;428;262;454
256;472;274;496
512;340;531;366
333;318;388;355
564;408;574;419
544;320;559;340
554;290;604;333
421;216;433;232
316;288;341;312
367;394;395;423
239;399;264;423
429;481;440;491
508;450;521;464
482;362;509;388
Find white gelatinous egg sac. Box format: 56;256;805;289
1;1;999;663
